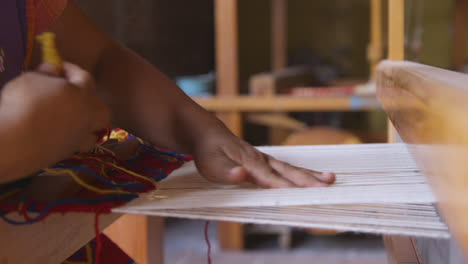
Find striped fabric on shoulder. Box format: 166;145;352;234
35;0;68;34
24;0;68;69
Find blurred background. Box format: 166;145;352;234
76;0;466;263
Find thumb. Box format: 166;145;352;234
36;63;61;77
62;62;94;90
195;152;248;185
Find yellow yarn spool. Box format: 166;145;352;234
36;32;63;75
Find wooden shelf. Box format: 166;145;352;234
193;95;381;112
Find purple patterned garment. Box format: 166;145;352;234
0;0;27;88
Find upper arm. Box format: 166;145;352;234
31;1;112;74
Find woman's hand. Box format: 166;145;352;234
0;62;110;183
2;62;110;154
193;131;336;188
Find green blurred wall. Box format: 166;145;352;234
238;0;457;90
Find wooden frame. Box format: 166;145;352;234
5;1;466;263
214;0;245;250
195;95;380;112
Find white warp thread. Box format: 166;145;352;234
118;203;449;239
114;144;447;238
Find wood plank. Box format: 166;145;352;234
195;95;380;112
218;222;244;250
271;0;288;72
247;113;306;131
105;215;164;264
0;213;119;264
377;60;468;260
214;0;244;250
383;236;421;264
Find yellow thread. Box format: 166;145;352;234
91;145;116;156
60;239;93;264
149;193;168;200
98;145;116;156
110;130;130;142
83;157;158;186
43;168;131;195
85;244;93;264
0;188;20;200
36;32;63;74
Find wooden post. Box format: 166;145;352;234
270;0;290;144
388;0;405;62
369;0;383;78
215;0;242;136
387;0;405;143
105;215;164;264
271;0;288;72
453;0;467;70
215;0;244;250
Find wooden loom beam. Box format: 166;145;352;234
248;66;313;97
195;95;380;112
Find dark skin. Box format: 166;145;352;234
1;1;335;187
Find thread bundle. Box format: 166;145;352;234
37;32;63;74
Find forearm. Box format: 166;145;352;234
47;1;231;154
96;41;229;154
0;109;57;183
